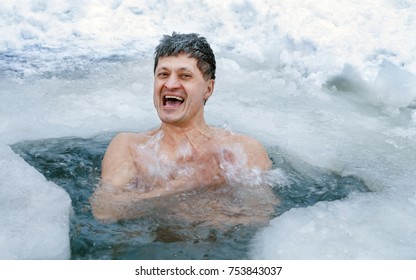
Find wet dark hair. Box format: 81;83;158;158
154;32;216;80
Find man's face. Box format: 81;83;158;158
153;53;214;127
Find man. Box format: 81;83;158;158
90;33;277;225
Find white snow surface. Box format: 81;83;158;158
1;0;416;259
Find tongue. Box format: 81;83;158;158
165;99;183;108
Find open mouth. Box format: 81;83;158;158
163;95;185;108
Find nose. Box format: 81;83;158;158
164;75;181;89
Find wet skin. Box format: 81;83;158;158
90;54;276;226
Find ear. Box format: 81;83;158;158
204;79;215;101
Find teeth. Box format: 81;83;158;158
165;95;184;101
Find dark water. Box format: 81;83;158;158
11;133;369;259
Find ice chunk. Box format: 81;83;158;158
0;144;72;259
251;189;416;259
374;61;416;108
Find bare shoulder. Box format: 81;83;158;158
102;131;153;167
213;128;271;170
238;134;271;170
101;131;154;186
105;131;154;153
108;132;147;146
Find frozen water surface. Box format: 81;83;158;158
10;135;367;259
1;0;416;259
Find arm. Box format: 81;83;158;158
241;135;278;220
100;133;138;188
90;133;210;222
91;133;173;222
240;135;272;171
90;133;142;221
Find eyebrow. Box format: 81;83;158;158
157;66;194;72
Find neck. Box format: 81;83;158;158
158;121;213;149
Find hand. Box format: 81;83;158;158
175;144;238;189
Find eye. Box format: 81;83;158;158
157;72;169;78
179;73;192;79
